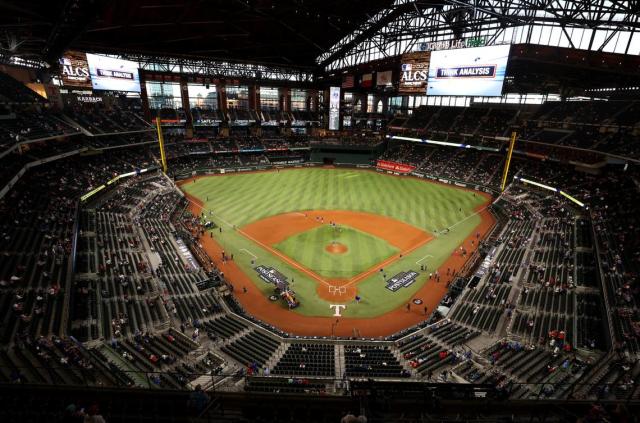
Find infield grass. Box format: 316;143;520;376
274;225;399;280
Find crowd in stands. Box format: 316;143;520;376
1;87;640;402
390;100;640;159
67;103;151;134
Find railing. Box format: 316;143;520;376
1;364;639;402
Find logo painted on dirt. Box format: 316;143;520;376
254;265;288;289
329;304;346;316
385;271;420;292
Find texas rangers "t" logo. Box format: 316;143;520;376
329;304;346;316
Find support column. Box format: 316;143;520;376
217;81;229;137
180;76;193;138
139;72;152;123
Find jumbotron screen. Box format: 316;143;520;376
426;44;511;96
86;53;141;92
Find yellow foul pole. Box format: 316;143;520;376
500;131;518;192
155;117;168;174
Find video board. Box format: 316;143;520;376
426;45;511;96
86;53;141;92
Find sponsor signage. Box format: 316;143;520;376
328;86;340;130
399;51;431;94
376;160;416;174
77;96;103;103
418;37;486;52
255;265;289;290
59;51;92;88
386;271;420;292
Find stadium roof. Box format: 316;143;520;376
0;0;397;68
318;0;640;70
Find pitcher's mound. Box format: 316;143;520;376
325;242;348;254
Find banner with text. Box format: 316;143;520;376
399;51;431;94
376;160;416;174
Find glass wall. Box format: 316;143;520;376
226;86;249;110
291;89;307;111
260;87;279;111
187;84;218;110
146;81;182;110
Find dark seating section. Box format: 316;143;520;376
396;322;478;377
101;330;198;389
0;108;77;149
67;103;150;135
245;376;327;394
1;87;640;403
484;340;591;399
449;284;511;332
344;345;406;378
273;343;335;377
0;72;46;104
388;100;640;158
202;316;248;340
221;331;280;367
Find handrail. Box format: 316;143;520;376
589;211;616;350
0;363;636;401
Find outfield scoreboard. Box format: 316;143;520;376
86;53;141;92
426;44;511;96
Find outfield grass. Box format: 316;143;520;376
274;225;399;280
181;168;488;318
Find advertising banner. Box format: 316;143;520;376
328;86;340;130
376;159;416;174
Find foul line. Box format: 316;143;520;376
184;193;460;291
343;235;434;288
183;195;332;288
240;248;257;259
237;229;332;288
416;254;433;265
438;204;492;234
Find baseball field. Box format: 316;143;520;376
179;167;494;336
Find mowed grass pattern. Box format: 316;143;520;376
181;168;489;318
274;225;399;280
183;168;484;230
